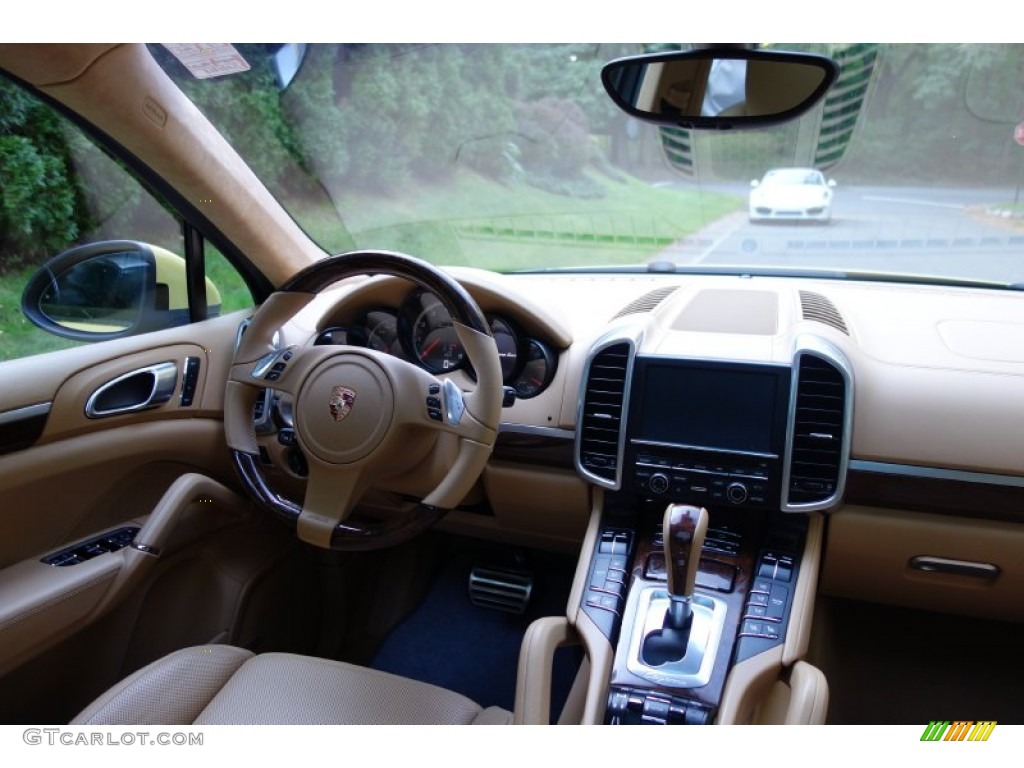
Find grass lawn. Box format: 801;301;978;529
0;266;88;361
296;171;742;270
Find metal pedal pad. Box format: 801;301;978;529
468;566;533;614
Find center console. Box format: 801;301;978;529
581;500;808;724
569;334;852;724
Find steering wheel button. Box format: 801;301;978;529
442;379;465;425
265;371;281;381
426;396;441;409
428;383;440;395
427;408;443;422
271;362;287;372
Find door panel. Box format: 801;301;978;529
0;310;254;679
0;311;248;566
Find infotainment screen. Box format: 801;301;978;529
634;361;788;455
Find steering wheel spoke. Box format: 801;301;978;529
229;344;338;400
296;459;363;548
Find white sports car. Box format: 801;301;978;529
749;167;836;223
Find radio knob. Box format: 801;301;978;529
726;482;749;505
649;473;670;494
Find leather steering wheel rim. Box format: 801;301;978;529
225;250;501;551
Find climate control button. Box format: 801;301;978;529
726;482;749;505
649;473;670;494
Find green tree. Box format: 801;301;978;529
0;79;87;271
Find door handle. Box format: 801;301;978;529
85;362;179;418
909;556;1000;581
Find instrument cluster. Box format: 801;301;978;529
314;289;557;399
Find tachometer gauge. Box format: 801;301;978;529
401;291;465;373
364;309;401;356
512;339;556;398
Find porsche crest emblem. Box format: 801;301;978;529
328;386;357;422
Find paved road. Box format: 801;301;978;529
655;185;1024;285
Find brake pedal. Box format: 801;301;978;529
468;566;533;614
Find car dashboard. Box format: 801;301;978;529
249;266;1024;723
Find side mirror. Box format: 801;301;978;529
602;48;839;129
21;240;221;341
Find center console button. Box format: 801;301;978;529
649;473;670;494
726;482;749;504
769;583;789;605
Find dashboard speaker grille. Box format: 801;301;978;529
612;286;680;319
799;291;848;335
788;354;847;504
578;343;630;484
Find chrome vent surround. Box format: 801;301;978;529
783;343;853;512
799;290;848;335
234;317;252;353
612;286;680;319
576;341;633;488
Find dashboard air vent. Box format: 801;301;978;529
612;287;679;319
799;291;848;335
787;354;848;506
577;343;631;486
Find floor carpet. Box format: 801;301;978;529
369;545;579;716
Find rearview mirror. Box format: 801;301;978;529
21;240;221;341
602;48;839;129
271;43;308;90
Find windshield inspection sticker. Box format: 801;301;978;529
162;44;250;80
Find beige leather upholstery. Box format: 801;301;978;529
73;646;511;725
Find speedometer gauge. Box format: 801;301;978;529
401;291;465;373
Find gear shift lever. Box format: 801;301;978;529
664;503;709;628
641;504;709;665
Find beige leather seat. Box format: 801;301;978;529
72;645;511;725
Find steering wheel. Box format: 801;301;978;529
225;251;502;551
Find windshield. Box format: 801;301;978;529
152;43;1024;286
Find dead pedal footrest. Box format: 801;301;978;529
468;566;533;614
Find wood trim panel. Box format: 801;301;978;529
493;430;574;469
845;469;1024;522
